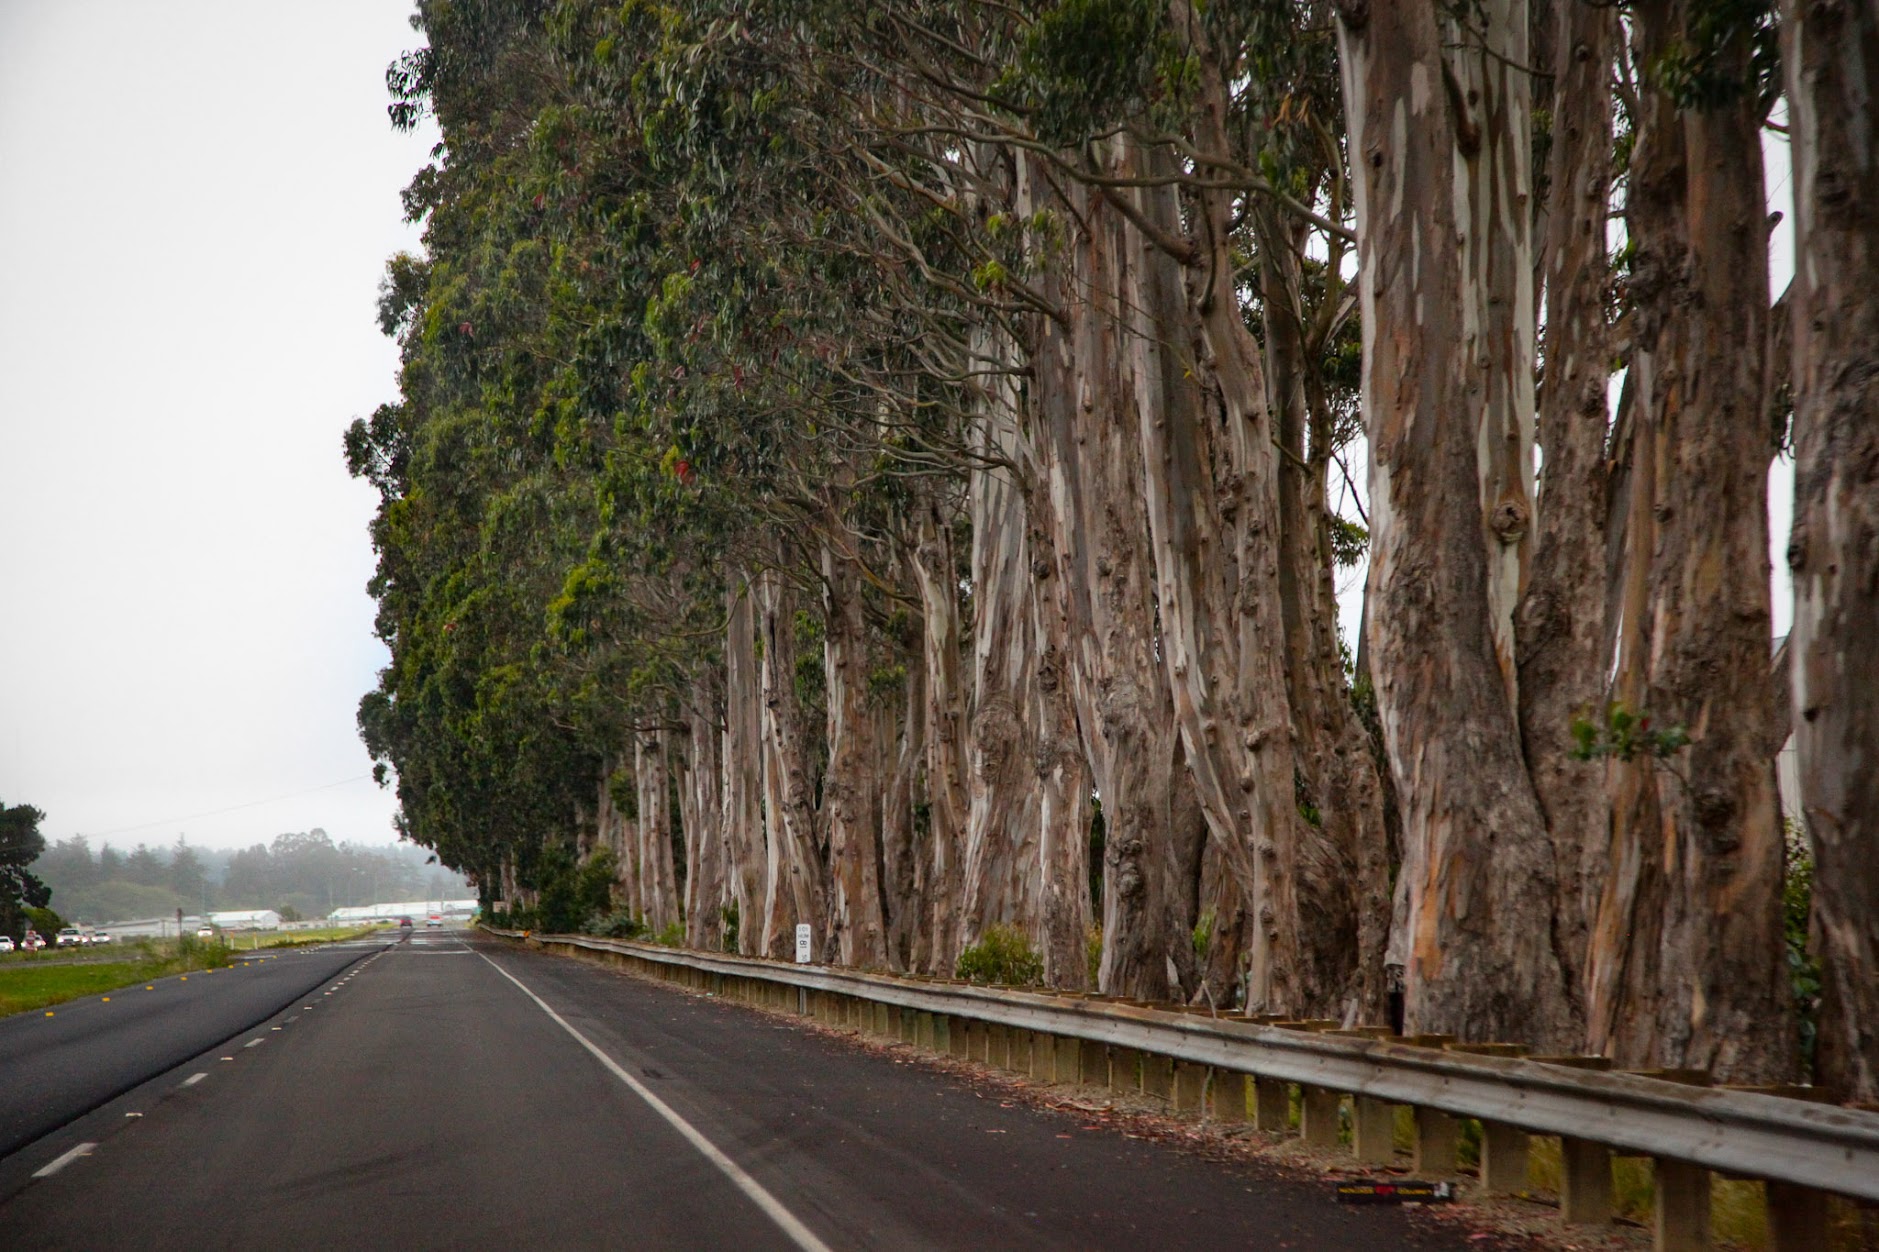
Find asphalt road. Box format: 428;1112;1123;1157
0;939;390;1156
0;930;1514;1250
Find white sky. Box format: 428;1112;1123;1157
0;2;435;850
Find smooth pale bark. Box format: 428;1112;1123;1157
1782;0;1879;1101
1263;216;1392;1025
1445;0;1539;698
909;499;968;974
1590;1;1793;1082
1337;0;1575;1046
756;565;829;959
821;540;891;968
720;580;766;955
1029;143;1182;1000
635;729;680;933
599;755;640;915
959;390;1047;957
1513;0;1618;1018
682;695;726;951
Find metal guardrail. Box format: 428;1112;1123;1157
485;927;1879;1222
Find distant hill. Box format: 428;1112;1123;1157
31;828;473;924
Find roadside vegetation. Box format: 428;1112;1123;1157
0;935;234;1019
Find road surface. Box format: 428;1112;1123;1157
0;929;1515;1250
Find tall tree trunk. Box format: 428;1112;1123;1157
909;500;968;973
1029;141;1181;1000
1337;0;1576;1047
602;754;640;916
1031;542;1092;990
682;693;726;951
757;564;829;958
821;540;891;968
1263;214;1392;1026
1591;1;1793;1082
1514;0;1618;1021
1782;0;1879;1101
959;394;1047;956
879;630;925;971
636;728;679;933
720;579;766;955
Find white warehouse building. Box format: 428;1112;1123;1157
328;900;479;924
209;909;283;931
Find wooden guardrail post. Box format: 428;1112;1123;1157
1142;1053;1176;1101
1559;1136;1613;1225
1009;1027;1034;1075
1651;1156;1711;1252
1110;1046;1144;1095
1480;1120;1525;1188
1052;1034;1079;1084
1352;1094;1396;1164
1253;1077;1290;1132
1173;1062;1207;1115
1299;1086;1341;1148
1412;1106;1458;1175
1078;1038;1109;1086
1764;1180;1828;1252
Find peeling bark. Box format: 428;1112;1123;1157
1514;0;1618;1020
720;579;766;955
635;728;679;932
821;539;891;968
1337;0;1575;1046
682;691;726;951
1589;0;1792;1082
909;500;968;973
1782;0;1879;1101
757;564;828;959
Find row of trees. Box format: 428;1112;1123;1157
352;0;1877;1099
31;830;473;923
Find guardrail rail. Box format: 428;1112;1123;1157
484;927;1879;1251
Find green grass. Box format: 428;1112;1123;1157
0;937;235;1018
237;924;391;950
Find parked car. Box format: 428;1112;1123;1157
91;931;112;944
398;917;414;929
56;928;84;947
195;926;215;938
426;914;443;928
22;933;46;951
0;936;14;953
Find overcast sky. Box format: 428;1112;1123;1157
1;2;435;851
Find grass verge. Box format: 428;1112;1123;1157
239;924;393;950
0;936;235;1018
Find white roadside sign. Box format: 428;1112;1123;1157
794;923;813;965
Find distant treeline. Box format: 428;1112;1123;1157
31;829;473;924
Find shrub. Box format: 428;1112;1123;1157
654;921;685;948
956;924;1044;987
584;908;645;940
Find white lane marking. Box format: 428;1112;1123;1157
33;1143;96;1178
244;1038;264;1048
182;1073;207;1087
478;953;832;1252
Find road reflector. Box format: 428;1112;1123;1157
145;985;153;990
44;1011;53;1017
101;997;109;1002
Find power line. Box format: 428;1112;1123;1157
81;774;380;839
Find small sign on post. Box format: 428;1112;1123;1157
794;923;813;965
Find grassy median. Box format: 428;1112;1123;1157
0;936;235;1019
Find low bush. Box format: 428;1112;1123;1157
956;924;1044;987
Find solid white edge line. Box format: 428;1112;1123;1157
478;952;832;1252
33;1142;96;1178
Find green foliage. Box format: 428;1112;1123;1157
584;906;646;940
1783;820;1821;1078
24;906;64;938
0;800;51;938
956;924;1044;987
719;900;739;953
997;0;1193;143
533;847;618;934
1652;0;1781;116
654;920;685;948
1569;703;1691;763
1191;910;1216;964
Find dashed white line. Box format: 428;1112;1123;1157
244;1038;265;1048
181;1073;208;1087
478;954;832;1252
33;1143;96;1178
